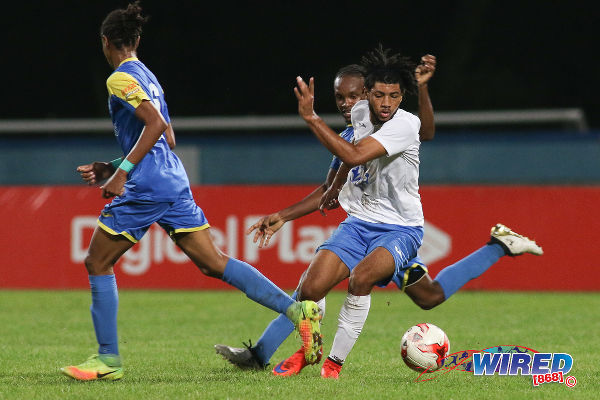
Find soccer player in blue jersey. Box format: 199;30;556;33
60;2;321;381
216;47;542;379
215;56;437;373
291;46;542;378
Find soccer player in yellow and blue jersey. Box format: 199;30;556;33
60;2;322;381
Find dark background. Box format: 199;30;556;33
4;1;598;127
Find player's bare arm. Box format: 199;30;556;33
100;100;168;198
165;123;176;149
295;76;387;166
416;54;436;141
319;163;349;212
247;166;340;247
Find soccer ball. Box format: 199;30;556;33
401;323;450;372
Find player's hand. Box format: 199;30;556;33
294;76;316;121
415;54;436;87
246;213;285;248
318;186;341;215
76;162;113;185
100;169;127;199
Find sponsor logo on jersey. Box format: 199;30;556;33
122;83;141;99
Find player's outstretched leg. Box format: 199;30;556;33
213;295;322;367
431;223;543;305
61;354;123;381
175;230;323;364
216;294;326;371
221;259;323;364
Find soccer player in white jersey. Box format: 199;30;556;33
215;58;436;374
292;45;542;378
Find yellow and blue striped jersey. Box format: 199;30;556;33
107;57;192;201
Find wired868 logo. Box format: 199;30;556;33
473;349;576;387
416;346;576;388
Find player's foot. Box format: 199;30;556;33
321;357;342;379
60;354;123;381
272;345;323;377
489;223;543;256
286;300;323;364
214;341;266;370
272;348;307;376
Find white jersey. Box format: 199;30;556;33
338;100;424;226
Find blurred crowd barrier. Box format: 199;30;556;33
1;129;599;185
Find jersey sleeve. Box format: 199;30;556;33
330;155;342;170
106;71;151;110
371;115;420;157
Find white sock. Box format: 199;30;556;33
328;293;370;365
316;297;326;319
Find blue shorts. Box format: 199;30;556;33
97;197;209;243
318;215;428;289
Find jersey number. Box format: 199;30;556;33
148;83;161;110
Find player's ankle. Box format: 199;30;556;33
98;354;122;367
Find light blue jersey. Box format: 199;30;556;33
106;57;191;201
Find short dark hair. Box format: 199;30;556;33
101;1;148;50
335;64;366;80
361;45;417;95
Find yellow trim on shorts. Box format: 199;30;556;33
171;223;211;235
97;219;138;244
401;263;429;292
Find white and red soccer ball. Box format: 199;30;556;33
401;323;450;372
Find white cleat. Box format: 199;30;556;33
489;223;543;256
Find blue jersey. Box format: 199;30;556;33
106;57;192;201
329;125;354;170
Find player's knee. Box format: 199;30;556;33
83;254;109;275
194;253;229;278
298;284;325;301
348;271;372;296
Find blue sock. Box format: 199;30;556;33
252;292;298;364
434;244;505;299
222;258;295;314
89;274;119;356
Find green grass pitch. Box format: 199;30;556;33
0;290;598;399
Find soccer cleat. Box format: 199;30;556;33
287;301;323;364
321;357;342;379
272;348;308;376
60;354;123;381
489;223;543;256
214;341;266;370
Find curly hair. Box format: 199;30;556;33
361;45;417;95
101;1;149;49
